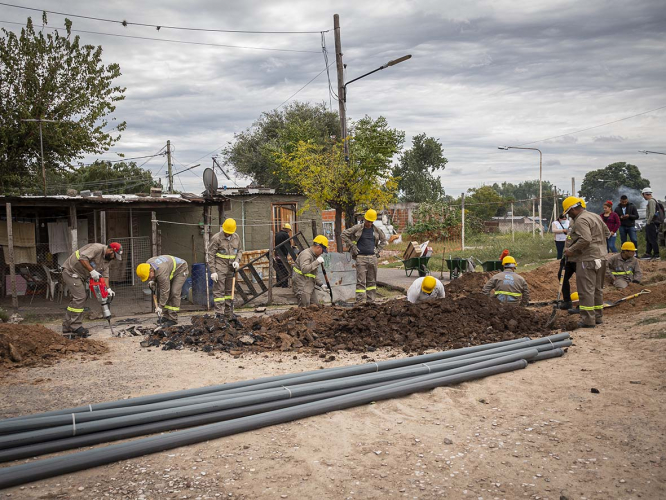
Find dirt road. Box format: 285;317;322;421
1;304;664;499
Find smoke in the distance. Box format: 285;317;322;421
585;185;647;215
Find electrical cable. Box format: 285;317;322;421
0;20;321;53
0;3;329;34
276;62;335;109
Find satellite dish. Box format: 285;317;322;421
203;168;218;196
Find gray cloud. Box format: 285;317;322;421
594;135;626;143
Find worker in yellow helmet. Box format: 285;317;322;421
406;275;445;303
482;256;530;306
136;256;189;327
562;196;610;328
341;209;387;303
274;222;293;288
606;241;642;289
292;235;329;307
206;218;243;318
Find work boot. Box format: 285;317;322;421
577;322;595;329
639;254;653;260
72;326;90;338
595;317;603;325
652;256;661;261
567;308;580;315
558;301;572;310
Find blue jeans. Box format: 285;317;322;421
606;235;617;253
619;226;637;248
555;241;565;260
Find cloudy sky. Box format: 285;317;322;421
3;0;665;198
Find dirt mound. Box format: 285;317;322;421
602;281;666;315
143;293;574;354
445;272;493;298
0;324;107;371
520;260;574;301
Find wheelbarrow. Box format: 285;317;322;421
444;257;469;280
402;256;431;277
481;260;503;272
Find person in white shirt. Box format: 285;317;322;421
552;213;569;259
406;276;445;303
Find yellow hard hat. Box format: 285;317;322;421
562;196;582;215
621;241;637;252
571;292;579;302
421;276;437;294
502;256;517;266
222;218;237;234
283;223;292;230
136;263;151;282
313;235;329;248
579;198;586;209
364;209;377;222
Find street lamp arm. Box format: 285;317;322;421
639;150;666;155
343;54;412;95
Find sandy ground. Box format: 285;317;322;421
1;299;665;500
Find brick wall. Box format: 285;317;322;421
321;209;346;252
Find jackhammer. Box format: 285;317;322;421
89;277;115;336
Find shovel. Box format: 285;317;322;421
320;265;334;303
603;288;651;309
545;261;566;328
152;292;162;323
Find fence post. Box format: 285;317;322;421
6;203;18;312
129;207;135;286
203;206;211;311
100;210;106;244
69;204;78;254
151;212;157;257
268;229;274;305
460;193;465;251
532;199;536;238
511;202;515;242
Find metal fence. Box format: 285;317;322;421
106;236;153;316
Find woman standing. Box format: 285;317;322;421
551;213;569;259
601;201;620;253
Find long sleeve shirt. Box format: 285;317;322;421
482;271;530;306
341;223;387;258
207;232;243;276
293;248;322;286
148;255;188;307
600;212;621;234
606;254;642;283
567;210;610;262
62;243;110;280
646;198;657;224
406;277;445;303
614;203;639;227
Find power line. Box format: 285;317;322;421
0;20;320;53
276;62;334;109
0;3;329;34
517;104;666;147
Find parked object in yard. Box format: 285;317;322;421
445;257;469;280
402;256;431;277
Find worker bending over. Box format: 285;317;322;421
342;209;387;303
563;196;610;328
62;242;122;338
292;235;329;307
606;242;642;289
207;218;243;319
407;276;445;303
136;256;189;327
482;256;530;306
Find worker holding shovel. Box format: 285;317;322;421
136;256;189;327
207;218;243;319
292;235;329;307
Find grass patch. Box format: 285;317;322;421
636;313;666;326
0;308;8;322
648;330;666;339
645;303;666;311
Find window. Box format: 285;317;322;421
322;221;334;240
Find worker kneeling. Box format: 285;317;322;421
482;256;530;306
606;242;642;289
407;276;445;303
293;235;329;307
137;256;189;327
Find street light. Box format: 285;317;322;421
498;146;544;239
340;54;412;158
639;150;666;155
21;117;62;196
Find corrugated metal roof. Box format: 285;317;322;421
0;193;206;203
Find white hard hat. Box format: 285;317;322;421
641;187;653;195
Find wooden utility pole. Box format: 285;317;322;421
460;193;465;250
511;202;515;242
268;229;274;306
334;14;347;158
69;204;78;255
571;177;575;197
166;140;173;194
151;212;157;257
6;203;18;312
532;199;536;237
100;211;107;244
203;206;211;311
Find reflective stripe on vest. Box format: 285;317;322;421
294;267;316;279
163;305;179;311
366;286;377;291
67;306;84;313
494;291;522;297
579;305;595;311
170;256;177;280
75;250;80;260
216;253;235;259
611;270;633;275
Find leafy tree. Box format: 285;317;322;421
404;200;461;240
0;14;126;194
492;180;558;221
52;161;158;194
277;115;404;250
393;133;447;202
463;185;506;221
223;102;340;192
579;162;650;212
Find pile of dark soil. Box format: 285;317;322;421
445;272;493;298
0;324;108;371
143;293;575;354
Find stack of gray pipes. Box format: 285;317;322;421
0;332;572;489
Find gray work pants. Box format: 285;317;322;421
355;255;378;302
576;260;606;326
62;270;87;331
292;271;318;307
162;263;189;322
214;271;235;315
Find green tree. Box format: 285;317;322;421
579;162;650;211
404;200;461;240
0;14;126;194
464;185;506;221
222;102;340;192
392;133;447;202
492;180;558;221
277;115;404;250
53;161;158;194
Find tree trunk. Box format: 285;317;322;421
334;205;343;253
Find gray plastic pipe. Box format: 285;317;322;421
0;360;529;489
0;350;540;450
3;337;536;422
0;341;571;434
